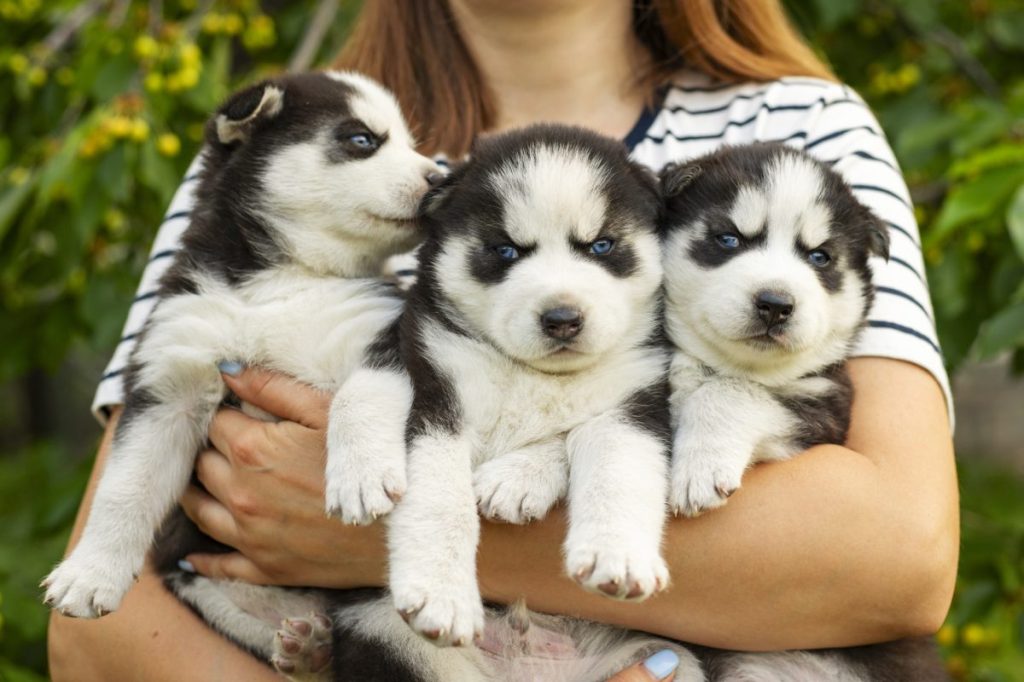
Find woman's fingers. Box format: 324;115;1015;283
207;407;269;469
219;364;331;428
606;650;681;681
180;484;240;547
182;551;274;584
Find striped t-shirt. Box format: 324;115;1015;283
92;71;953;426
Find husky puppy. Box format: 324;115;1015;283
657;144;947;680
43;70;440;646
659;143;890;517
289;124;706;681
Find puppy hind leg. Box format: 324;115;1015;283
44;396;211;617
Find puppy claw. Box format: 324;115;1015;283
272;612;332;677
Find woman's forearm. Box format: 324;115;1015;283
47;408;277;681
478;358;958;650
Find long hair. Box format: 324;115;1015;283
333;0;834;156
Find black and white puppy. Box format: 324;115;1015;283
302;124;706;681
43;71;439;649
655;143;947;680
660;143;889;516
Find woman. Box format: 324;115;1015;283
48;1;958;679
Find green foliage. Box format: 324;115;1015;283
786;0;1024;370
0;0;361;383
0;443;91;680
939;461;1024;681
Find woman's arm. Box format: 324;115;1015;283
46;407;280;682
183;356;957;651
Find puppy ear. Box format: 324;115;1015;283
210;81;284;146
856;204;888;260
867;215;891;261
660;161;703;198
418;167;460;220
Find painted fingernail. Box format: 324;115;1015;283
217;360;243;376
178;559;196;573
644;649;680;679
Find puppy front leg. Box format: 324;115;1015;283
473;435;568;524
669;376;792;517
388;430;484;647
564;410;670;601
325;367;412;525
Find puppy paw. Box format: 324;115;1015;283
272;612;332;682
42;551;136;618
565;544;669;601
392;584;484;647
668;448;747;517
324;452;406;525
473;456;564;524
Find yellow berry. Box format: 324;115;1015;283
130;119;150;142
222;13;243;35
936;624;956;647
961;622;987;648
966;231;985;253
8;53;28;74
27;65;46;86
134;35;159;60
176;66;199;89
156;133;181;157
144;71;164;92
105;115;133;138
67;267;87;294
201;13;223;34
104;208;126;232
179;43;201;68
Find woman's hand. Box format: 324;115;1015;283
179;366;388;588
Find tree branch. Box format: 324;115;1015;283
287;0;340;73
42;0;105;56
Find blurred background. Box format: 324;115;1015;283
1;0;1022;679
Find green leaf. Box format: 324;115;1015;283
0;177;34;244
931;165;1024;241
975;303;1024;359
1008;184;1024;262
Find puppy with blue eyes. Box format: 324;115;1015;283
326;123;678;655
658;143;890;517
43;71;443;669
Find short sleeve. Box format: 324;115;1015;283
795;84;954;429
90;153;205;423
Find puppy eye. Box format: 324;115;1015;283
494;244;520;261
808;250;831;267
589;239;615;255
715;233;740;249
347;132;378;150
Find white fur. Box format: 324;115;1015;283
474;436;568;524
388;428;484;647
325;367;412;524
564;411;670;599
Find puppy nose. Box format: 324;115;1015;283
754;290;794;327
541;307;584;340
425;171;445;187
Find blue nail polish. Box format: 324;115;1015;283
178;559;196;573
217;360;243;376
644;649;680;679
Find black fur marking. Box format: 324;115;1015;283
327;590;426;682
364;318;404;372
621;378;672;446
776;363;854;449
686;217;767;269
572;231;639;278
799;241;844;293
